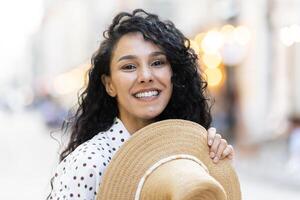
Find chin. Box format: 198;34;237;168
140;110;164;121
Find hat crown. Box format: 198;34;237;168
140;158;227;200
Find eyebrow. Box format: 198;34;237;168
117;51;166;62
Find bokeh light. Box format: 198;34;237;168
53;63;89;96
201;30;224;54
205;68;224;87
279;24;300;47
220;24;235;44
202;52;223;69
189;39;201;54
233;26;251;45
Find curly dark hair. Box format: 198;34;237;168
60;9;212;162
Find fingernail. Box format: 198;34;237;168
210;152;215;158
208;140;212;145
209;127;216;132
213;156;219;163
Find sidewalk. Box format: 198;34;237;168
236;139;300;200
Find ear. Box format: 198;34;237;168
101;75;117;97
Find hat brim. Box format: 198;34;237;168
97;119;241;200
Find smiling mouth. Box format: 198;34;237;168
133;90;160;98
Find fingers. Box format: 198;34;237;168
207;127;216;146
209;133;221;160
221;145;234;160
213;139;228;163
207;127;234;163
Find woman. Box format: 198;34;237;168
48;9;234;200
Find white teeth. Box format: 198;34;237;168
135;90;159;98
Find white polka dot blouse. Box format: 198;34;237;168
49;118;131;200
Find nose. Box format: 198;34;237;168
137;66;153;83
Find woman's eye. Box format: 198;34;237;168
151;60;165;66
122;64;136;71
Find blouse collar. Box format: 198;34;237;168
112;117;131;137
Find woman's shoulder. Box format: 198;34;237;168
56;117;131;174
52;131;109;179
49;118;131;199
62;131;112;170
50;131;113;198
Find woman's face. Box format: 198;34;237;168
102;32;173;132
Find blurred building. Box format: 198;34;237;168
31;0;300;145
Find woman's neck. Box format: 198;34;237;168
118;115;154;135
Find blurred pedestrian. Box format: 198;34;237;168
286;115;300;174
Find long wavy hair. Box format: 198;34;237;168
60;9;212;162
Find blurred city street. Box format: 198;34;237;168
0;111;299;200
1;0;300;199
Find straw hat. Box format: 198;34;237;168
97;119;241;200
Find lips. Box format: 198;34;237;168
133;89;161;98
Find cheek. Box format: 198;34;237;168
168;84;173;101
167;74;173;100
165;71;173;89
163;76;173;101
112;74;135;96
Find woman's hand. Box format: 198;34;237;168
207;127;234;163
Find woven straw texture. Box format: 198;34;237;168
97;119;241;200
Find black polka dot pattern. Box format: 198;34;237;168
49;118;130;199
